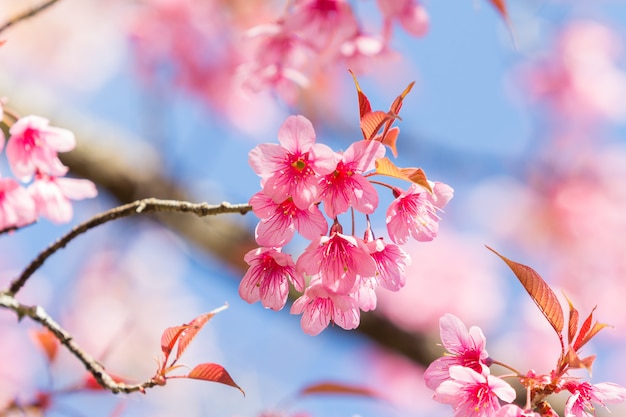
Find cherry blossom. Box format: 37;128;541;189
386;181;454;245
434;366;515;417
6;116;75;181
249;191;327;247
377;0;429;39
248;115;338;210
496;405;541;417
0;178;36;230
296;228;377;294
319;140;385;219
240;247;301;311
424;313;491;390
366;238;411;291
27;174;98;224
290;280;360;336
563;381;626;417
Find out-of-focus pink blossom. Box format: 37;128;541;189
0;178;36;229
434;366;515;417
290;280;360;335
28;174;97;224
377;0;429;39
249;191;327;247
7;116;75;181
296;230;376;294
424;314;491;390
351;275;378;312
319;140;385;218
564;381;626;417
386;181;453;244
248;115;338;209
239;23;313;104
283;0;359;51
522;20;626;125
240;247;301;311
366;238;410;291
339;33;388;74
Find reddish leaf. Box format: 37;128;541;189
380;126;399;158
488;0;507;19
160;325;189;358
30;329;59;362
361;111;396;141
564;294;579;347
299;381;381;400
187;363;244;396
176;314;212;361
386;81;415;128
82;372;129;390
573;308;610;352
349;69;372;120
375;158;433;192
487;247;564;343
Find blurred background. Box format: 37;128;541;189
1;1;626;416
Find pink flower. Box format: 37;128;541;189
248;115;338;209
283;0;359;51
239;247;302;311
497;404;541;417
290;280;360;335
434;366;515;417
386;181;454;245
564;381;626;417
424;313;491;390
28;174;97;224
377;0;429;38
0;178;36;229
7;116;76;180
296;229;377;294
319;140;385;218
366;238;411;291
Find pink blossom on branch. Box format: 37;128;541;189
424;313;491;391
296;228;377;294
290;280;360;335
563;381;626;417
377;0;429;39
366;237;411;291
6;116;76;181
249;191;328;247
386;181;454;245
248;115;338;209
319;139;385;219
239;247;302;311
28;174;98;224
434;366;515;417
0;178;36;230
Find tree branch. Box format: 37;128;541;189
7;199;252;296
0;292;160;394
0;0;61;34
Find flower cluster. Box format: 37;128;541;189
241;81;453;335
426;310;626;416
0;103;97;230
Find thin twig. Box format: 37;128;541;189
0;0;61;34
7;198;252;296
0;292;158;394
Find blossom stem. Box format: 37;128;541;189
490;359;523;377
6;198;252;296
0;0;61;34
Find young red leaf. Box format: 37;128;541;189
374;158;433;193
187;363;244;396
387;81;415;124
361;111;397;142
564;294;579;347
488;0;507;19
381;126;399;158
572;308;610;352
30;328;59;362
349;69;372;120
160;325;189;358
175;304;228;361
487;247;565;344
298;381;381;400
